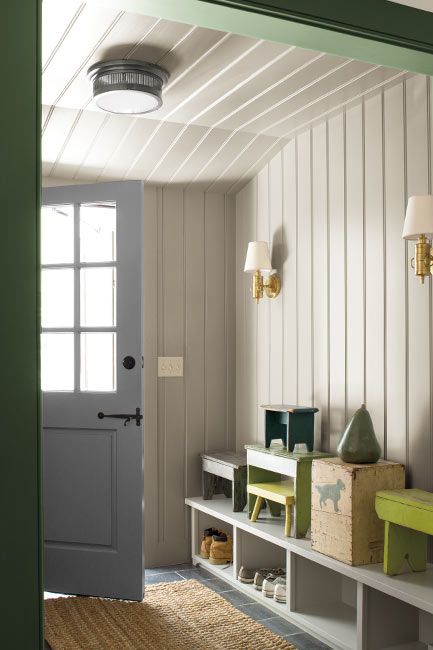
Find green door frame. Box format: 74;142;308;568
5;1;433;648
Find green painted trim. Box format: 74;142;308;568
88;0;433;74
0;1;42;648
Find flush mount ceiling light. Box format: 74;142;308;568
87;59;169;115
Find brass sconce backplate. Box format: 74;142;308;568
264;273;281;299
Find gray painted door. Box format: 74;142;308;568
41;181;144;600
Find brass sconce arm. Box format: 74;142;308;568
411;234;433;284
252;269;281;303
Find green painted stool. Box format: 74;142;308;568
248;480;295;536
375;488;433;576
262;405;318;451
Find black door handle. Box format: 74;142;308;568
97;407;143;427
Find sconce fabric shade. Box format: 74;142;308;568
244;241;273;273
402;195;433;240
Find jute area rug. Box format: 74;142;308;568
45;579;297;650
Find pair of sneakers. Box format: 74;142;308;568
238;566;286;603
200;528;233;565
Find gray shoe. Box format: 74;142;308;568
262;574;286;599
253;567;285;591
237;566;256;584
273;578;287;603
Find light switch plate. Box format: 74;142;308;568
158;356;183;377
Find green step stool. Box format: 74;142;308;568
375;488;433;575
262;404;318;451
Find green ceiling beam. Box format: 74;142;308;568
88;0;433;75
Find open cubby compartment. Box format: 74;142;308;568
237;527;286;572
288;551;358;650
360;585;433;650
190;507;235;580
234;528;288;613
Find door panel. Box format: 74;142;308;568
42;181;144;600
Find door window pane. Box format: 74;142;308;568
81;332;116;392
41;204;74;264
41;333;74;391
80;267;116;327
80;203;116;263
41;269;74;328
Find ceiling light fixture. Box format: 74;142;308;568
87;59;169;115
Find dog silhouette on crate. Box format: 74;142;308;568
316;479;346;513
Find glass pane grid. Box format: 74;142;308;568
41;200;117;393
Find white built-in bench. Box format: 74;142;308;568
186;495;433;650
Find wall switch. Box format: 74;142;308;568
158;356;183;377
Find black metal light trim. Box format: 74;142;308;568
87;59;169;114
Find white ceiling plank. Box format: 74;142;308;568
42;0;85;70
124;18;195;65
42;5;123;106
206;134;281;193
124;121;188;180
50;109;109;180
157;25;226;88
267;68;407;138
192;47;320;129
74;113;134;181
155;33;262;120
245;60;379;135
144;123;212;184
42;107;83;176
166;128;235;185
215;55;354;133
171;39;290;124
187;130;262;187
98;118;163;180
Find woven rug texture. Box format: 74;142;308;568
45;579;297;650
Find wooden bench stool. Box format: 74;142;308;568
375;488;433;575
248;480;295;537
201;451;247;512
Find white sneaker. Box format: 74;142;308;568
273;578;286;603
262;574;286;598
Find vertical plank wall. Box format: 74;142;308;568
236;76;433;496
144;187;236;566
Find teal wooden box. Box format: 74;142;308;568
262;404;318;451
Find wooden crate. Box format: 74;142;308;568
311;457;405;566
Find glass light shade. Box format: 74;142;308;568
244;241;273;273
94;89;161;114
402;195;433;240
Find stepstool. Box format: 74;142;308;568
248;480;295;536
201;450;247;512
375;488;433;575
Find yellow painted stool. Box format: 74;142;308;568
248;480;295;537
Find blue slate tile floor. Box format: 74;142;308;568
45;563;331;649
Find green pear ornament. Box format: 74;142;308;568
337;404;381;464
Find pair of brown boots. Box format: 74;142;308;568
200;528;233;565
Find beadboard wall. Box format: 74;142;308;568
143;187;236;566
236;74;433;495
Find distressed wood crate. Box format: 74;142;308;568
311;457;405;566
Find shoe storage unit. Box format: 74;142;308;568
186;495;433;650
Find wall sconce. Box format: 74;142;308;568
244;241;281;303
402;195;433;284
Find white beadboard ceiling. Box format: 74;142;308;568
42;1;411;193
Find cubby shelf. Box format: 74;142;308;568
186;495;433;650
